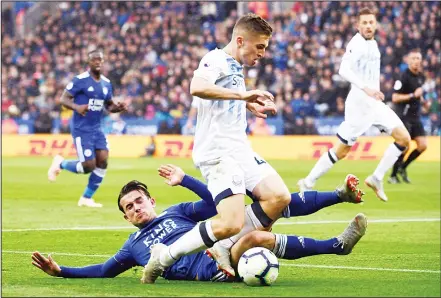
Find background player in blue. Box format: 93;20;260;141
32;166;366;283
47;50;127;208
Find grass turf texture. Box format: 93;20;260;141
2;157;440;297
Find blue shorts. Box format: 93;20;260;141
72;131;108;162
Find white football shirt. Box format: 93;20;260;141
339;33;381;94
192;48;249;166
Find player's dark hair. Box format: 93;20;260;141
357;7;377;20
233;13;273;36
118;180;151;213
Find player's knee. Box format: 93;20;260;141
97;160;108;169
418;143;427;152
218;220;244;238
396;135;410;148
271;190;291;208
82;162;96;174
244;231;274;249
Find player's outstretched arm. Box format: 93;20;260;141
158;164;214;204
31;251;134;278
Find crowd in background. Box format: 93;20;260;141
1;1;440;135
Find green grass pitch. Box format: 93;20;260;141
2;157;440;296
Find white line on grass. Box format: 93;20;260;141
4;250;439;274
3;218;440;232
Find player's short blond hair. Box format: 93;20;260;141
233;13;273;37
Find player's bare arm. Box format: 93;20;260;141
190;76;272;105
392;87;423;103
59;90;88;116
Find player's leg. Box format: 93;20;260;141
389;121;412;184
77;132;108;207
297;96;370;191
298;120;367;192
48;135;91;181
285;174;364;218
366;106;410;201
209;153;290;261
398;122;427;183
230;213;368;268
142;158;247;283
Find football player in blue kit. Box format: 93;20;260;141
47;49;127;207
32;165;367;283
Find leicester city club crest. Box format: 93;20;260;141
103;87;108;96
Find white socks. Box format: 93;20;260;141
160;221;217;267
305;149;338;187
373;143;405;180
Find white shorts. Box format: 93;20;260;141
198;151;277;205
337;93;404;146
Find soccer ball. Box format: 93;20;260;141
237;247;279;286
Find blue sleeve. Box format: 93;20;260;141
59;240;137;278
179;200;218;222
175;175;218;221
65;77;82;97
106;82;113;101
179;175;214;205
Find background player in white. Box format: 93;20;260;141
142;13;292;283
297;7;410;202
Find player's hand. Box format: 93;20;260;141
413;87;423;99
158;164;185;186
114;101;128;113
363;87;384;101
240;90;274;105
246;100;277;119
31;251;61;277
75;104;89;116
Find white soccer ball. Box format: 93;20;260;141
237;247;279;286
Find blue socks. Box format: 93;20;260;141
60;160;84;174
82;168;106;199
273;234;343;259
286;191;342;217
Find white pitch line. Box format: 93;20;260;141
4;250;111;258
4;250;440;274
279;263;440;274
2;218;440;232
275;217;441;225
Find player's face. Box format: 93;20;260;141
237;33;270;66
88;52;104;73
408;52;422;72
121;190;157;228
358;14;377;40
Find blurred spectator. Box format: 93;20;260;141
249;117;272;136
1;1;439;136
282;104;296;135
157;120;171;134
142;136;157;157
33;105;52;133
2;115;19;134
169;118;182;134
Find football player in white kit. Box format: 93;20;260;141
142;13;292;283
297;7;410;202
